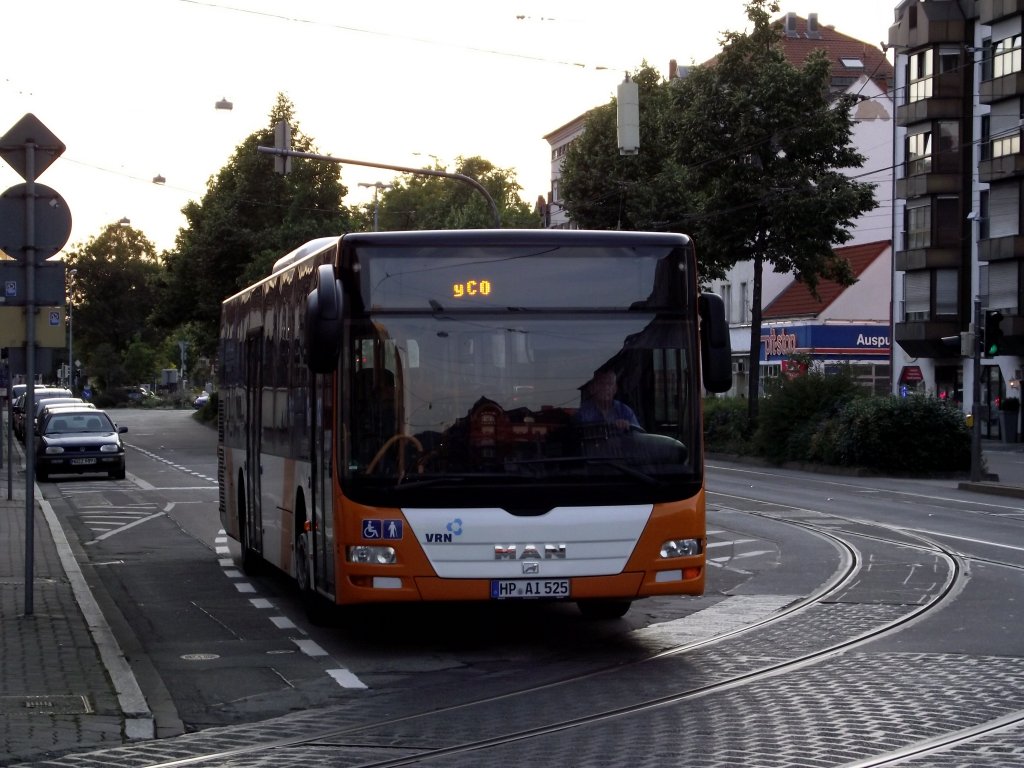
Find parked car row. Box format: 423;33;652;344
11;387;73;442
8;386;127;481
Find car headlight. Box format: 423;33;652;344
100;444;121;453
45;446;64;455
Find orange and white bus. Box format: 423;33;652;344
218;229;730;619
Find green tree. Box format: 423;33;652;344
155;94;353;356
560;64;689;236
373;156;541;231
121;338;160;388
64;222;162;390
671;0;877;420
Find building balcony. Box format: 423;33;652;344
978;0;1024;25
980;71;1024;104
895;319;964;358
889;12;967;51
894;244;963;272
897;74;968;126
980;234;1024;262
979;152;1024;183
896;173;962;199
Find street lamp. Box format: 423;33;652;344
413;152;444;169
358;181;393;231
67;269;77;391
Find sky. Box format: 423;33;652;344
2;0;899;255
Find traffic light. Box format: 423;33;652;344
984;310;1005;357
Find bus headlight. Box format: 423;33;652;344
660;538;701;558
347;545;397;565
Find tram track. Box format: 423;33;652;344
40;503;1002;768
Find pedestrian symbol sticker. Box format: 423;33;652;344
361;519;403;540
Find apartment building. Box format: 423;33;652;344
890;0;1023;438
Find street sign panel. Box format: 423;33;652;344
0;261;65;305
0;113;65;180
0;183;72;261
0;305;66;348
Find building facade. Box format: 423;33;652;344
890;0;1024;438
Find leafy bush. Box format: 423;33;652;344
703;396;754;455
827;395;970;473
753;366;864;463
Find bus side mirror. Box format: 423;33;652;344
306;263;343;374
699;292;732;393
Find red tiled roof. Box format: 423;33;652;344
762;240;889;319
774;14;893;92
697;15;893;93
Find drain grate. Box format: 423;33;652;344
0;695;93;714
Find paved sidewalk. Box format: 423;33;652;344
1;443;152;766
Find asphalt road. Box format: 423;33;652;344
34;408;1024;766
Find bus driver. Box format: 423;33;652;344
576;369;640;432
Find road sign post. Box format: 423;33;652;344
0;113;71;616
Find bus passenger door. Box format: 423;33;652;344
244;332;263;554
311;374;335;597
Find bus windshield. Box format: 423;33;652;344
344;309;699;508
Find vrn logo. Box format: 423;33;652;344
425;518;462;543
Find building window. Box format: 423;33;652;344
986;261;1021;314
993;35;1022;79
907;131;933;175
903;271;930;321
908;51;933;103
938;121;959;155
939;48;961;74
993;133;1021;159
905;203;931;249
720;283;732;323
935;269;959;317
739;282;749;323
935;196;960;247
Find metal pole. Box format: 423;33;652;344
970;299;982;483
23;140;37;616
67;270;75;392
259;147;502;228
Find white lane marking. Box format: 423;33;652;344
899;527;1024;554
215;530;369;691
87;511;165;544
328;669;369;690
707;539;757;548
292;639;328;657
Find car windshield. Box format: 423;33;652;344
46;413;114;434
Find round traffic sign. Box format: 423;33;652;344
0;182;73;262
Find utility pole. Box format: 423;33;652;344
970;299;982;482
